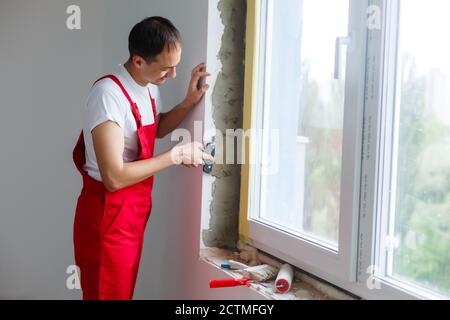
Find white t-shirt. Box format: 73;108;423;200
83;64;162;181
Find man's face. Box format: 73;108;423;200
140;44;182;85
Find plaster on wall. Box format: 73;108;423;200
202;0;247;249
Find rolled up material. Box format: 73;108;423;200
235;264;278;281
275;264;294;293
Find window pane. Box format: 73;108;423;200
258;0;349;247
391;0;450;296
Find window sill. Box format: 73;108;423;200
200;247;355;300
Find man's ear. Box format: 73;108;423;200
132;55;146;68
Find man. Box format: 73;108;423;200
72;16;213;300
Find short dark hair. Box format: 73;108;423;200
128;16;181;62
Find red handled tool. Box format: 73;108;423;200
209;277;251;288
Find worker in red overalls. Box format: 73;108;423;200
72;16;213;300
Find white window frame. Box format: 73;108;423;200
248;0;368;284
245;0;449;300
360;0;449;300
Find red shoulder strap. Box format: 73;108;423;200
148;90;158;124
94;75;134;105
93;75;142;128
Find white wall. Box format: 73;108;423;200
0;0;265;299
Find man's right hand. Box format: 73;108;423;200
171;142;214;168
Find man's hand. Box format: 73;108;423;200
183;63;211;108
155;64;211;139
171;141;214;168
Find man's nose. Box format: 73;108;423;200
168;67;176;78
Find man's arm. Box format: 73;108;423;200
156;63;210;139
156;100;193;139
93;121;175;192
92;121;212;192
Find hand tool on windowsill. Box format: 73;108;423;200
210;263;279;289
220;259;249;270
209;277;251;288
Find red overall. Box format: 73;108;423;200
72;75;158;300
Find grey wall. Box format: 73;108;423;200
0;0;106;299
0;0;263;300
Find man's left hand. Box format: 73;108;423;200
183;63;211;108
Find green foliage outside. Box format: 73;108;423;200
393;55;450;295
298;55;450;295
